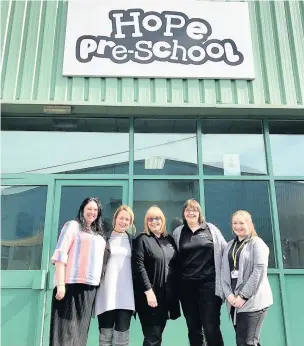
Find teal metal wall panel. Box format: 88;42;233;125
285;275;304;346
1;289;42;346
1;0;304;107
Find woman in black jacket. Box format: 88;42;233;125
132;205;181;346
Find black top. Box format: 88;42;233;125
228;237;247;293
179;222;215;282
132;232;181;322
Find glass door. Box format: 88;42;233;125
1;181;53;346
42;180;128;346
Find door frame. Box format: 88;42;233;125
42;179;128;346
1;178;55;346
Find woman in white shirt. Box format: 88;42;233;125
94;205;135;346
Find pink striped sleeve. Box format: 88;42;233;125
51;220;78;264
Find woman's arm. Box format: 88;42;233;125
55;262;66;300
239;239;269;299
132;236;157;307
221;251;233;299
52;221;77;265
132;236;152;292
51;221;77;300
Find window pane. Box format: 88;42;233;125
276;181;304;268
1;117;129;174
1;186;48;270
133;180;199;234
202;120;267;175
134;119;197;175
204;181;275;267
269;121;304;176
57;186;123;235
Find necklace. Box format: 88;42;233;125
113;229;126;234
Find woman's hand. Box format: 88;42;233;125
145;288;158;308
227;294;236;306
234;295;246;308
55;284;66;300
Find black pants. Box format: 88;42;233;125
140;320;167;346
180;281;223;346
230;307;268;346
98;309;133;332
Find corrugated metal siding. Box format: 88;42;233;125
1;0;304;107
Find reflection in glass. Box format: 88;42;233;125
1;117;129;174
134;119;197;175
202;120;267;175
1;186;47;270
133;180;199;235
269;121;304;176
58;186;123;235
276;181;304;268
204;181;275;267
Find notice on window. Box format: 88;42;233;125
223;154;241;175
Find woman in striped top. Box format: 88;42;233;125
49;197;107;346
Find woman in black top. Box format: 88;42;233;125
172;199;226;346
132;205;181;346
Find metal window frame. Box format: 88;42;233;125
2;116;304;346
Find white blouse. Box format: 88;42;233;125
94;232;135;316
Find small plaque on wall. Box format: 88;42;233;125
223;154;241;176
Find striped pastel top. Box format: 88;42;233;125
52;220;106;286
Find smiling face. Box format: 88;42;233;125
232;213;251;240
83;201;98;225
145;206;165;237
184;206;200;226
115;209;132;232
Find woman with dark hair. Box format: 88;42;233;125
133;205;180;346
221;210;273;346
50;197;108;346
94;205;135;346
172;199;226;346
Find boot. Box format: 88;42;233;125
112;329;130;346
99;328;113;346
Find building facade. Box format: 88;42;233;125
1;1;304;346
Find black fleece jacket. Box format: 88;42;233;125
132;232;181;322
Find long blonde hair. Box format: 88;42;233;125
144;205;167;236
232;210;257;237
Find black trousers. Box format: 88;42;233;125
140;320;167;346
230;307;268;346
49;284;97;346
180;281;224;346
98;309;133;332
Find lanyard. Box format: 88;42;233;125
232;239;249;270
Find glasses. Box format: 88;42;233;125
185;208;199;213
147;216;161;223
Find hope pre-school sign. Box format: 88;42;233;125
63;1;255;79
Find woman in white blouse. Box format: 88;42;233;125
94;205;135;346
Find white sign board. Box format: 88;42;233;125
63;1;255;79
223;154;241;176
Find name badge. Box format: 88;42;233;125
231;270;239;279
